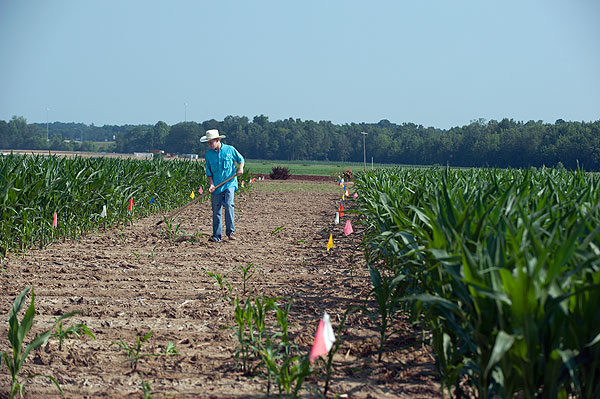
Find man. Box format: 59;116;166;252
200;129;245;242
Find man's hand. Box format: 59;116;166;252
209;184;216;193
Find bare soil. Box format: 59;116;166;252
0;179;440;398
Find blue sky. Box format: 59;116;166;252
1;0;599;129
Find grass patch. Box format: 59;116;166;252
245;159;399;176
251;180;341;194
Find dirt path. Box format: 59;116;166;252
0;180;440;398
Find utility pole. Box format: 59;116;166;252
361;131;368;169
46;107;50;141
184;102;188;122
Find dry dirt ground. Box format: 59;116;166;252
0;178;440;398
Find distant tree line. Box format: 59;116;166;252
1;115;599;170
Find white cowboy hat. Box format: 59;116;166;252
200;129;226;143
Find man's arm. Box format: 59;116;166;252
237;161;244;175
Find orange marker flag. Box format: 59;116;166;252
190;191;195;199
199;186;203;194
344;219;353;235
309;313;336;362
327;233;333;251
338;203;344;217
345;188;349;197
52;212;57;228
128;197;133;212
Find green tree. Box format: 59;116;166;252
165;122;201;154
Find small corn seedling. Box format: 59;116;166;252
231;296;274;374
233;263;261;298
141;377;152;399
1;286;80;398
367;264;406;362
206;270;233;302
51;316;96;351
110;331;179;371
271;226;285;235
161;216;182;241
257;298;308;398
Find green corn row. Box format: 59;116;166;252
354;167;600;398
0;153;215;258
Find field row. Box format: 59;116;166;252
353;167;600;398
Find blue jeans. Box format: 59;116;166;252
210;187;235;241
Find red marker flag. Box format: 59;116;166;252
52;212;57;228
338;203;344;217
344;219;353;236
309;313;336;362
128;197;133;212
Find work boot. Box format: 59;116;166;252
227;233;236;241
208;236;220;243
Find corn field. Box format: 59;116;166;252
0;154;210;259
354;167;600;398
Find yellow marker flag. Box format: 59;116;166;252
342;192;345;201
327;233;333;251
190;191;195;199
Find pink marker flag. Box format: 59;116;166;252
353;192;358;199
199;186;203;194
344;219;353;235
52;212;57;228
309;313;336;362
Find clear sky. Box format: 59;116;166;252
1;0;599;129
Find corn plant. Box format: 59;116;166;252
366;264;406;362
231;296;275;374
255;298;313;398
110;331;178;371
51;316;96;351
1;286;80;398
233;263;261;298
141;377;152;399
160;216;182;241
206;270;233;302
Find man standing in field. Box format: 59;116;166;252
200;129;245;242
